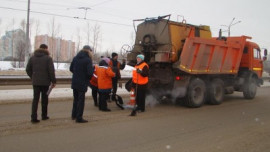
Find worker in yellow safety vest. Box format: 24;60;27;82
132;54;149;112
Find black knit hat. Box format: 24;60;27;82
39;44;48;49
111;52;118;58
83;45;93;51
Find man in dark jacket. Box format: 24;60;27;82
108;52;125;100
26;44;56;123
70;45;93;123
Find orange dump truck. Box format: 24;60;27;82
127;15;266;107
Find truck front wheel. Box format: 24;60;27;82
243;77;257;99
184;78;206;108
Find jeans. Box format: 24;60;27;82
31;85;49;120
72;89;86;120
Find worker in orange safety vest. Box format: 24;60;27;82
132;54;149;112
96;57;115;112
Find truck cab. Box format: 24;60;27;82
240;41;263;80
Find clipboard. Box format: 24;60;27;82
47;84;53;96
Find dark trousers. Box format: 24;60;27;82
90;85;98;106
31;85;49;120
112;78;118;98
99;92;110;110
136;87;146;111
72;89;86;120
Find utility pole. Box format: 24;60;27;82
24;0;30;67
79;7;91;19
221;17;241;37
67;7;91;19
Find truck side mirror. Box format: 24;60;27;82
264;49;268;56
263;49;268;61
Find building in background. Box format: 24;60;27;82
35;35;75;62
0;29;26;61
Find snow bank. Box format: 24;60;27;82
0;61;14;70
0;61;69;71
0;61;134;77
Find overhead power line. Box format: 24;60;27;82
90;0;114;7
0;6;132;27
0;0;74;8
0;0;114;9
1;0;131;22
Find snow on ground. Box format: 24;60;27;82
0;61;14;70
0;61;68;70
0;61;134;77
1;61;135;70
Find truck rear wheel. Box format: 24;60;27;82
184;78;206;108
209;79;224;105
243;77;257;99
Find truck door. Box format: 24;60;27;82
252;47;263;77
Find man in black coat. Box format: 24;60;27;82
109;52;126;100
26;44;56;123
70;45;93;123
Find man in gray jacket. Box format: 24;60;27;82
26;44;56;123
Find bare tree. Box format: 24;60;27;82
0;18;2;37
55;36;62;69
91;23;101;54
76;28;81;54
85;21;91;45
103;48;112;58
31;19;40;53
20;19;26;32
0;18;2;60
48;17;61;61
34;19;40;36
11;18;15;62
68;35;75;61
15;38;26;68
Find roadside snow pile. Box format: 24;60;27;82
0;61;13;70
0;61;134;77
0;61;69;71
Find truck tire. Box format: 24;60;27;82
184;78;206;108
209;79;224;105
243;77;257;99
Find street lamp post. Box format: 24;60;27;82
24;0;30;67
221;17;241;37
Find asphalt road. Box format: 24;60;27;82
0;87;270;152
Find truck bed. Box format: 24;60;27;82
179;36;249;74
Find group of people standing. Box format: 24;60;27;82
26;44;149;124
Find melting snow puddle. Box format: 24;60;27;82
166;145;171;150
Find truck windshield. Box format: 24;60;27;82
253;48;261;59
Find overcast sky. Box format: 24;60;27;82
0;0;270;53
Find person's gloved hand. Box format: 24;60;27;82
136;68;142;74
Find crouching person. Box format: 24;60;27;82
96;58;115;112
